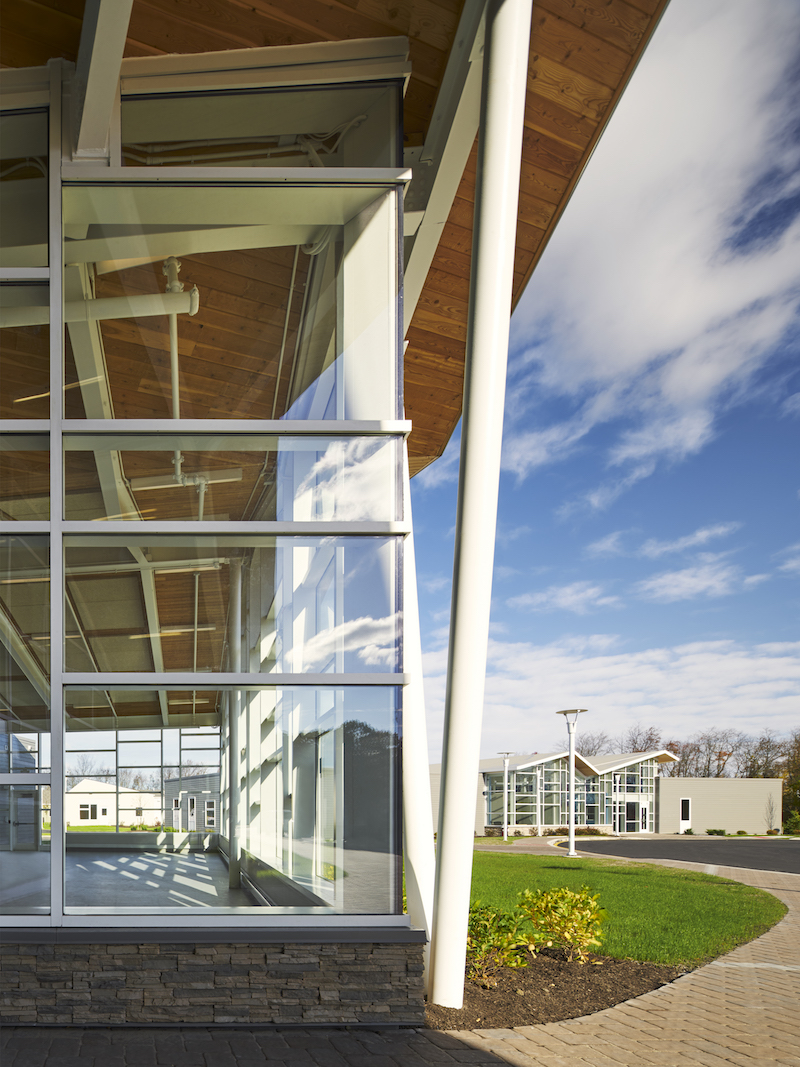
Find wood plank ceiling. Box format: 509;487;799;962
1;0;670;474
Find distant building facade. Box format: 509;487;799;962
431;750;782;836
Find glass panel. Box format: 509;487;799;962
0;784;50;914
0;535;50;759
0;434;49;520
121;84;401;169
64;686;400;914
64;435;399;521
0;283;49;420
63;535;400;674
62;184;398;420
0;109;48;268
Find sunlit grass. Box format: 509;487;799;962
471;852;786;966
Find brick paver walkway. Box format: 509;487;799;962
2;856;798;1066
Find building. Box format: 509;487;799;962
432;749;677;835
431;752;783;837
657;777;783;836
0;0;670;1023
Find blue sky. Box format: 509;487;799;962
410;0;800;759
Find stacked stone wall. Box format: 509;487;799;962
0;941;425;1025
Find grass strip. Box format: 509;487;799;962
471;852;786;967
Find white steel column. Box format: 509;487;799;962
401;447;435;983
48;58;65;925
428;0;533;1008
228;558;243;888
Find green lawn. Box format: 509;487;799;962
471;852;786;967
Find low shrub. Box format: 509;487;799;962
465;886;606;984
736;830;747;836
466;903;530;985
766;828;780;836
682;828;695;834
706;829;725;836
542;826;608;837
517;885;606;962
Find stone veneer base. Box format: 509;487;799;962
0;934;426;1025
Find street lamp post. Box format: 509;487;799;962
499;752;512;842
556;709;587;858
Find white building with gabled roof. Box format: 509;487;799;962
432;750;680;836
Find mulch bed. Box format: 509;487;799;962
425;948;685;1030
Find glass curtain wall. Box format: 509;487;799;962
1;80;406;924
485;758;658;833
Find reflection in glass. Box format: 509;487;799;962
121;83;401;169
0;435;49;520
62;184;398;420
0;536;50;745
0;784;50;914
0;284;49;420
63;435;399;522
63;535;399;674
64;686;400;913
0;109;48;269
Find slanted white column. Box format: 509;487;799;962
428;0;533;1009
401;446;436;983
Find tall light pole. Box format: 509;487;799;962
499;752;512;841
556;709;587;858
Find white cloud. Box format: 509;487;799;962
743;573;770;587
775;542;800;575
508;581;621;614
414;431;460;489
503;0;800;502
639;522;741;558
422;635;800;760
299;614;398;669
585;531;627;557
421;575;450;593
782;392;800;417
634;556;739;601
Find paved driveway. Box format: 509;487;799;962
568;836;800;873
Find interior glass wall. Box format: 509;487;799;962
1;79;405;925
1;282;50;423
121;83;402;170
0;109;48;269
63;435;399;522
63;535;399;675
61;183;399;421
0;535;51;915
63;685;399;913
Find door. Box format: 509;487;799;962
11;788;38;850
188;796;196;831
625;801;639;833
679;797;691;834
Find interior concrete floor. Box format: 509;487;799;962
0;848;256;912
65;848;254;908
0;849;49;913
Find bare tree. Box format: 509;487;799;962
118;768;160;791
764;793;778;833
614;723;662;753
65;753;113;791
735;730;786;778
574;730;612;756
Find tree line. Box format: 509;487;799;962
572;723;800;829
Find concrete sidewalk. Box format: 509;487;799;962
2;856;798;1066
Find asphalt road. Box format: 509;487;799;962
567;837;800;874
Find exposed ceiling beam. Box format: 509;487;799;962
64;264;169;724
73;0;134;161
